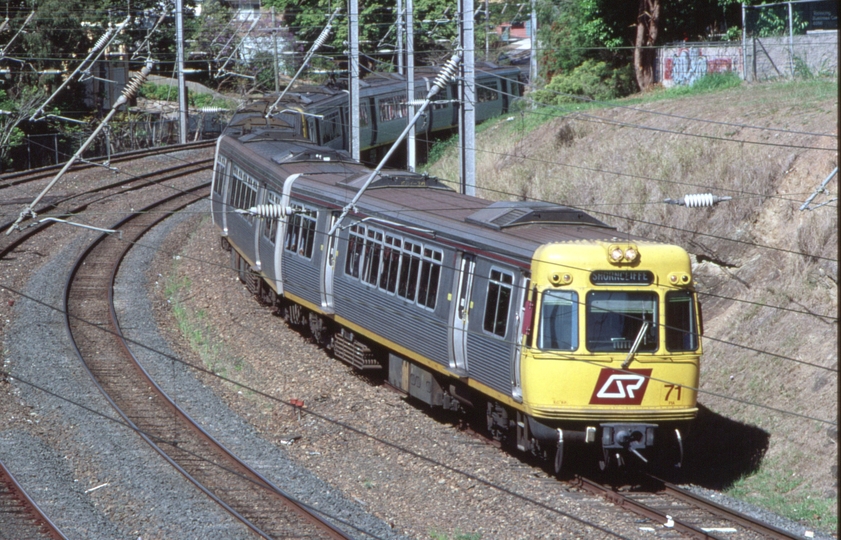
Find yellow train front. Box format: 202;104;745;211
515;240;700;471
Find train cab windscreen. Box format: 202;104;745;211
586;292;658;352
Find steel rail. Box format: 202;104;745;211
63;186;351;539
0;140;215;185
574;475;800;540
656;476;800;540
0;459;67;540
0;158;212;235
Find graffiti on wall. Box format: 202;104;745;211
664;47;735;86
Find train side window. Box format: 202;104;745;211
213;155;228;195
484;268;514;337
379;235;402;293
397;241;421;302
360;100;370;127
477;81;499;103
322;111;342;144
285;207;317;259
262;191;281;243
230;164;258;223
363;229;384;286
379;95;407;122
344;224;366;278
416;248;443;310
665;291;699;351
538;290;579;350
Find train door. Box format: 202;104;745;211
511;273;531;402
274;173;302;295
320;212;339;313
306;117;319;144
450;253;475;375
252;185;266;271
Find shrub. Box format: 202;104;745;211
531;60;634;105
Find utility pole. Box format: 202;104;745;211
350;0;360;161
484;0;489;61
175;0;188;144
397;0;404;75
529;0;537;94
272;7;279;93
406;0;416;171
459;0;476;195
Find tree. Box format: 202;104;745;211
0;87;45;170
633;0;660;91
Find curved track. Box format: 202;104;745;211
0;460;66;540
63;186;351;539
0;141;216;189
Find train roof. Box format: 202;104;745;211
220;134;636;264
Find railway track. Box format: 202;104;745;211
0;460;66;540
0;140;216;189
63;185;351;539
574;474;800;539
1;155;214;240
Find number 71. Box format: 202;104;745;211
664;384;682;401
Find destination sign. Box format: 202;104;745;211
590;270;653;285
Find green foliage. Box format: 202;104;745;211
727;459;837;532
726;26;742;41
263;0;460;69
664;71;742;97
749;4;808;37
537;0;633;79
138;82;234;109
531;60;635;104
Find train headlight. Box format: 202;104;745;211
608;244;639;264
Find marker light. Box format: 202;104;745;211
610;247;624;262
549;272;573;286
624;247;638;262
668;272;691;285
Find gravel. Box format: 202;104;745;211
2;227;256;539
114;200;406;539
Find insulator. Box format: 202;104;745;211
243;204;291;219
432;52;461;91
121;62;154;100
683;193;715;207
666;193;732;207
93;28;115;51
313;25;332;49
